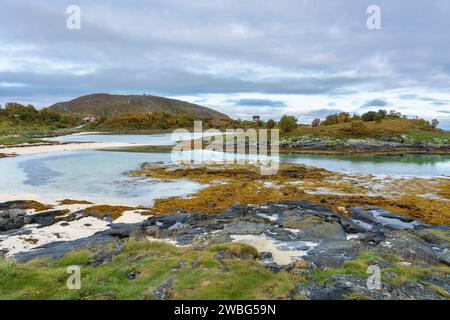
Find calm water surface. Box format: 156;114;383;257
1;133;449;206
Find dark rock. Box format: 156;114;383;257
93;292;116;300
126;272;137;280
422;275;450;293
191;258;201;268
283;216;346;241
392;281;447;300
88;243;124;267
293;274;447;300
258;251;273;260
305;240;365;268
350;207;417;230
376;231;439;265
340;217;368;234
214;248;256;261
439;249;450;265
214;249;235;261
152;278;173;300
7;208;26;219
266;263;284;273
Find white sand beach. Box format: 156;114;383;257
0;142;147;156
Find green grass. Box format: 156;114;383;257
0;135;44;145
311;251;384;282
1;242;448;300
0;239;296;300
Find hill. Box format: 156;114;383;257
288;118;449;141
48;93;229;120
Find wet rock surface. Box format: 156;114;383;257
0;208;68;232
140;201;448;268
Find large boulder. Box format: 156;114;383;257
283;216;346;241
376;231;439;265
305;240;365;268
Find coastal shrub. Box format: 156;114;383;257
350;121;367;136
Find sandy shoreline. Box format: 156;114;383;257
0;142;148;156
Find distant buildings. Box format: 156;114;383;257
82;116;96;123
252;115;261;122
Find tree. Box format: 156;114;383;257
311;118;321;127
374;113;383;123
431;119;440;129
361;111;378;122
278;115;298;133
321;112;351;126
336;112;351;124
265;119;276;129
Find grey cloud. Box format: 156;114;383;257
227;99;286;108
362;99;389;108
0;0;450;114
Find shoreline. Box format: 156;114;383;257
0;141;149;156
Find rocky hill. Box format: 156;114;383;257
48;93;229;119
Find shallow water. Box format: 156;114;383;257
0;150;202;206
280;153;450;177
1;133;450;206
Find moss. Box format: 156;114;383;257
22;200;53;212
84;205;148;220
57;199;93;205
129;162;450;224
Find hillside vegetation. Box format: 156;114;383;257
48;93;229;120
85;112;230;132
0;103;80;145
288;118;448;141
276;110;449;143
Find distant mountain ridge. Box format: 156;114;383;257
48;93;229;119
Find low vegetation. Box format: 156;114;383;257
0;239;297;300
0;103;81;145
0;238;448;300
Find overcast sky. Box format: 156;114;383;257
1;0;450;128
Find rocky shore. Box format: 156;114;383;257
1;199;449;300
279;136;450;154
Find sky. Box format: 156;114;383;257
0;0;450;128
